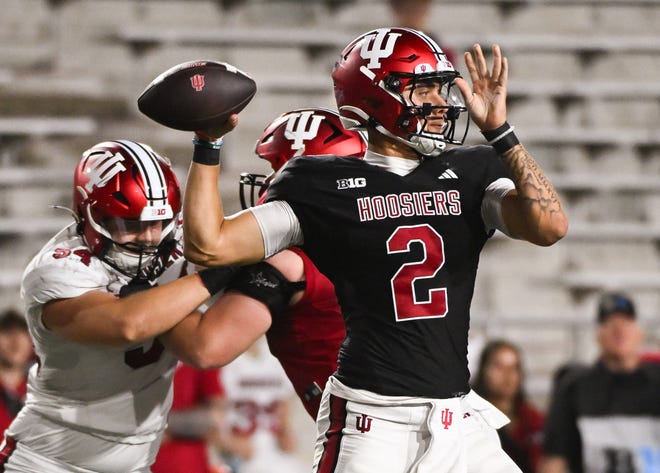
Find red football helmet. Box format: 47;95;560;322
73;140;181;279
239;108;367;209
332;27;468;156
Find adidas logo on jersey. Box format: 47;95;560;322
337;177;366;189
438;169;458;179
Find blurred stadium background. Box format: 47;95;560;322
1;0;659;454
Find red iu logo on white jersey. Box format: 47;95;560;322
190;74;205;92
360;29;402;69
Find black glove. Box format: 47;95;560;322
197;266;239;296
119;278;155;298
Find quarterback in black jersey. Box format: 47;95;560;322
183;28;567;473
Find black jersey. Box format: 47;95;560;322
265;145;510;398
544;361;660;473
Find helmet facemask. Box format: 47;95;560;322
239;172;269;210
88;211;177;280
384;72;469;156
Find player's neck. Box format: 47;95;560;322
367;127;419;160
364;150;420;176
600;352;641;373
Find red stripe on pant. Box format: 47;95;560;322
316;395;347;473
0;436;17;472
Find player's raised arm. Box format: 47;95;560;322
455;44;568;246
183;115;267;267
137;60;270;266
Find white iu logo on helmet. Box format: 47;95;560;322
284;111;325;152
85;151;126;193
360;29;402;69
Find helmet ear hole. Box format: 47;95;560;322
384;75;402;91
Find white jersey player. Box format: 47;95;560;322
0;140;239;473
220;337;306;473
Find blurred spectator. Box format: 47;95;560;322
472;339;545;473
539;292;660;473
0;309;33;436
388;0;457;64
151;362;229;473
218;337;306;473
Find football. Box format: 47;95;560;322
137;60;257;131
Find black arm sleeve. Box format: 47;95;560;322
225;262;305;318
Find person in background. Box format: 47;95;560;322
472;339;545;473
539;292;660;473
218;336;306;473
388;0;457;64
0;309;33;436
151;363;229;473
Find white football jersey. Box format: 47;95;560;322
221;337;294;435
221;338;307;473
14;223;190;443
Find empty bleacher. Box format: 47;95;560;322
0;0;659;412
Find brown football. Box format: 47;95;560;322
138;60;257;131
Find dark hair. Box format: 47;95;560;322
471;339;526;406
0;309;28;332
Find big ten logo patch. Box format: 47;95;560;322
337;177;366;190
284;111;325;152
360;29;402;69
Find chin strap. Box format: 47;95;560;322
409;135;447;156
375;124;447;157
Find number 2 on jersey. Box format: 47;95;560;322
387;224;447;321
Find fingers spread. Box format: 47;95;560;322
453;77;473;104
463;50;478;81
491;44;502;81
473;44;489;79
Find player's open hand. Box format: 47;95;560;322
454;44;508;132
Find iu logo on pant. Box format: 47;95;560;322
356;413;372;433
441;408;453;430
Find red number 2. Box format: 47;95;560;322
387;224;447;321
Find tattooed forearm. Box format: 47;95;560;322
501;145;563;214
499;144;568;245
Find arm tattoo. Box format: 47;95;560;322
500;145;563;218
